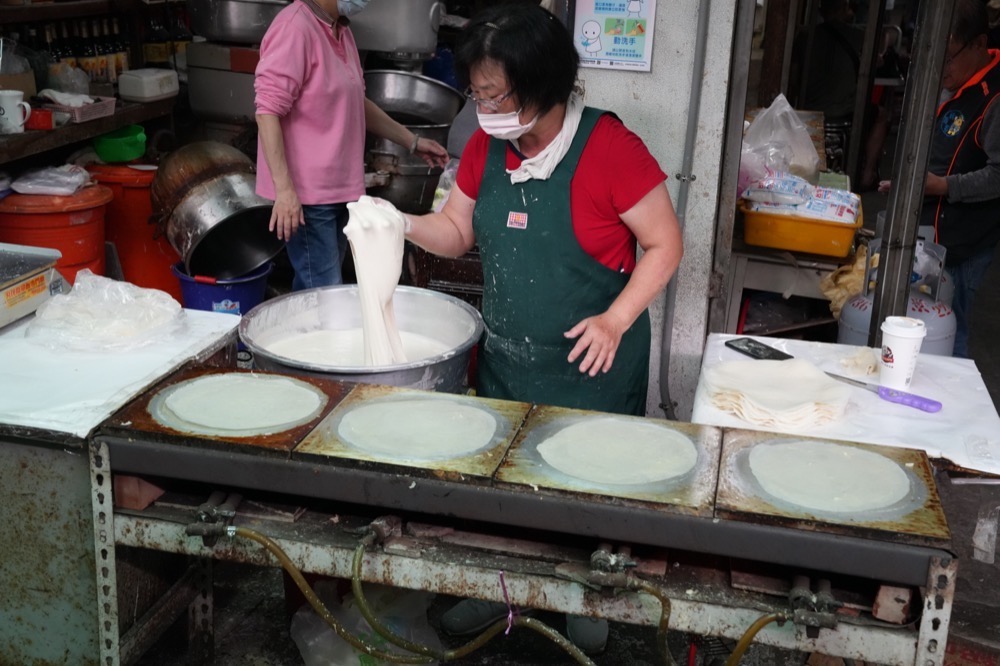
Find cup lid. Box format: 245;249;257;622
881;316;926;338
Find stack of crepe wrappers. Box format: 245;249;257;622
703;358;852;428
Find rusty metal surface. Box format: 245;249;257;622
495;405;721;516
293;383;531;481
0;438;100;665
114;503;929;665
100;365;353;455
715;429;950;545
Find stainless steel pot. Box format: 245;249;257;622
349;0;445;57
239;285;484;393
187;0;289;45
366;123;450;214
363;71;464;213
364;70;465;125
167;172;283;279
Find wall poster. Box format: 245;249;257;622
572;0;657;71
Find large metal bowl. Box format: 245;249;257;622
364;70;464;125
166;171;283;279
187;0;289;45
239;285;484;393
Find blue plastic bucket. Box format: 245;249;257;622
171;262;273;316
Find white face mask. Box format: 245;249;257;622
337;0;369;16
477;108;539;141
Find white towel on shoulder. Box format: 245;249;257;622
507;93;585;184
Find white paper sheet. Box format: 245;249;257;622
692;334;1000;476
0;310;238;438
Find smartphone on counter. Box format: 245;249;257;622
724;337;794;361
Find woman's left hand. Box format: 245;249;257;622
564;311;628;376
414;137;451;169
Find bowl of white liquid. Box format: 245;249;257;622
239;286;483;393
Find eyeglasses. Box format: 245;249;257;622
944;41;970;67
463;87;513;112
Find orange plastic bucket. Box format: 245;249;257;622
0;185;112;285
87;165;183;300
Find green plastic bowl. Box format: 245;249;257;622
93;125;147;163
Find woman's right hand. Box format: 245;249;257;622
270;187;305;240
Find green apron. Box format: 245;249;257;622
473;107;651;416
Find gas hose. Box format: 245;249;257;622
200;523;598;665
724;613;787;666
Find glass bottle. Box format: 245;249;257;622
111;18;130;77
58;21;77;68
77;19;98;82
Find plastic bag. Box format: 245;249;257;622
432;158;459;213
25;270;186;352
291;582;441;666
46;62;91;95
741;171;812;205
11;165;92;195
742;94;820;183
0;38;30;75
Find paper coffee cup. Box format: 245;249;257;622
879;316;926;390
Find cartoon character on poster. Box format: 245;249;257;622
580;20;603;54
627;0;643;17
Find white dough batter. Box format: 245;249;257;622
265;329;449;367
537;417;698;486
748;440;911;513
338;398;498;460
344;196;408;366
163;374;323;431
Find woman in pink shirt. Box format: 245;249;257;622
255;0;448;290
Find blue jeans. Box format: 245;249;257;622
950;247;995;358
286;203;349;291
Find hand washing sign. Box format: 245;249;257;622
573;0;657;71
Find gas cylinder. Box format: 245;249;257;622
837;291;956;355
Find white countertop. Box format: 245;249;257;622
692;333;1000;476
0;309;238;438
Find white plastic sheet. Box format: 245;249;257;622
0;309;237;438
692;334;1000;476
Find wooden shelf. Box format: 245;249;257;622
0;97;175;163
0;0;111;22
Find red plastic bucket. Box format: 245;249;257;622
87;165;183;301
0;185;112;285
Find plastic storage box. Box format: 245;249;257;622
117;69;180;102
740;204;863;257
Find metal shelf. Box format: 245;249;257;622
0;0;111;23
0;97;174;164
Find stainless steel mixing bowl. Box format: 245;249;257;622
239;285;484;393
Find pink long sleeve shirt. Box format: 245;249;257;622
254;2;366;204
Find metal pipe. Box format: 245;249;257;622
847;0;885;183
867;1;957;346
706;0;757;334
659;0;714;418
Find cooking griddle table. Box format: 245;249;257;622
98;375;953;587
715;429;950;548
496;405;720;517
104;367;352;456
294;383;532;481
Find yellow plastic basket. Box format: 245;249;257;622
740;204;863;257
